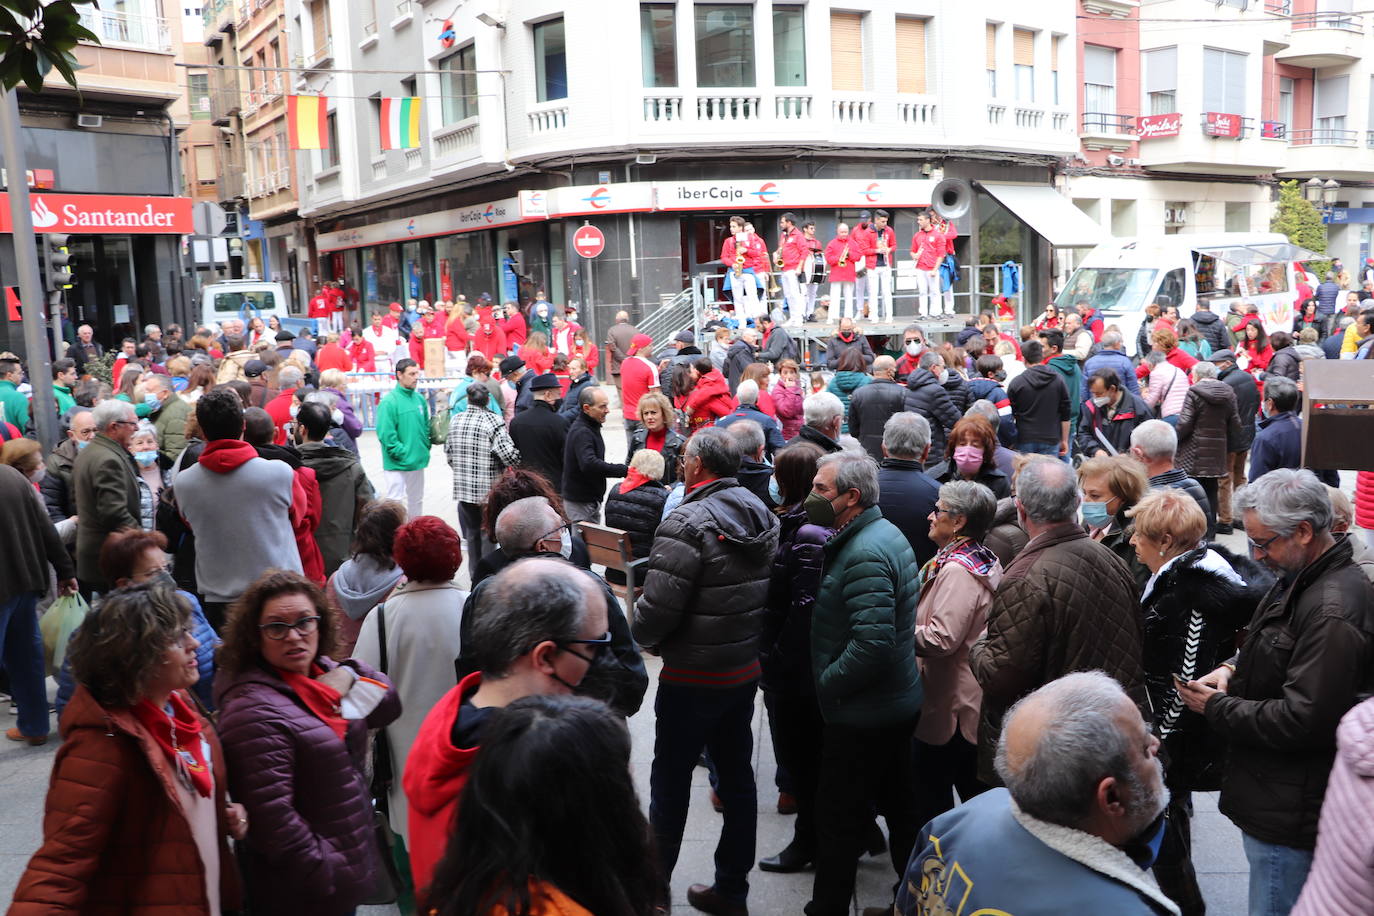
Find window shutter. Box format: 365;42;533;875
1316;75;1349;119
895;18;927;94
1143;46;1177;93
1014;29;1034;67
830;12;864;92
986;23;996;70
311;0;328;51
194;145;215;179
1050;35;1060;70
1224;50;1246;112
1083;45;1115;86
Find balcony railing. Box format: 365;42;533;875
528;105;568;134
1367;130;1374;148
1289;128;1359;147
1291;10;1362;31
775;95;811;120
643;95;684;122
833;97;876;125
308;39;334;67
78;9;172;52
1262;120;1287;139
1265;0;1291;13
1082;112;1136;134
697;95;761;122
897;100;937;126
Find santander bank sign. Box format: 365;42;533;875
0;192;193;234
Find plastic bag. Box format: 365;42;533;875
40;592;90;676
429;404;451;446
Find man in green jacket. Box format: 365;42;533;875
143;373;191;465
52;358;77;416
375;357;430;517
0;356;30;432
805;450;922;916
72;399;142;596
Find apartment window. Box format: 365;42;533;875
1202;48;1246;114
773;5;805;87
986;23;997;96
311;0;330;57
533;18;567;102
640;4;677;88
1314;74;1349;141
1084;45;1117;119
1142;47;1177;115
188;73;210;118
1050;35;1061;105
194;145;216;183
1013;29;1034;103
440;44;477;124
322;112;339;169
696;4;754;88
1278;76;1294;129
895;18;928;94
830;12;862;91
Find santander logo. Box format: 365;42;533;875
30;197;58;228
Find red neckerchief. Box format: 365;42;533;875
687;475;719;494
619;468;657;494
198;438;259;473
132;692;212;798
277;663;348;740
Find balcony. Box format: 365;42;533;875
307;38;334;69
78;9;172;52
209;84;241;124
1136;112;1286;176
1081;112;1136;151
1279;129;1374;181
1276;12;1363;68
1265;0;1291;13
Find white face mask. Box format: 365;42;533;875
28;466;45;484
559;528;573;560
1092;395;1111;408
905;341;922;357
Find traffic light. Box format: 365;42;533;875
42;233;73;292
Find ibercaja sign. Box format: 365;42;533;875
1137;113;1181;139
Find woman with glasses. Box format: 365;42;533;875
11;582;246;913
215;569;400;916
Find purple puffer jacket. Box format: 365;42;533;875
214;656;401;916
758;506;832;696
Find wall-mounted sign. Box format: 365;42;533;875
1137;113;1180;139
1204;112;1242;138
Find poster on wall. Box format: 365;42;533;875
502;256;519;304
439;259;453;302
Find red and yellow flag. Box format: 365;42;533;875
287;95;328;149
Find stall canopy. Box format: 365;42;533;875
978;182;1107;248
1195;242;1324;266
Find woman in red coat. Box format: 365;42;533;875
521;331;555;376
1236;317;1274;375
569;327;600;373
681;356;737;431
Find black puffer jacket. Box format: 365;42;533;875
1207;536;1374;848
1191;308;1232;354
1218;365;1260;451
759;507;830;696
632;478;780;682
603;479;670;576
1142;544;1273;791
1265;345;1301;382
847;378;907;460
723;339;757;393
942;373;971;415
1177;378;1244;478
41;437;81;523
903;368;961;460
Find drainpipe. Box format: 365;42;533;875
163;108;188;329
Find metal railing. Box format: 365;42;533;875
78;9;172;52
1082;111;1136;134
1291;10;1362;31
1289;128;1359;147
1265;0;1291;14
1201;114;1254;138
637;284;701;349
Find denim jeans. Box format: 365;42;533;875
1018;440;1061;457
0;592;48;738
1242;832;1314;916
649;680;758;903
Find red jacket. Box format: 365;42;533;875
498;310;527;347
444;315;469;353
683;369;736;430
291;465;325;585
824;236;859;283
523;347;554;376
724;233;768;272
404;672;483;898
349;338;376;372
324;287;344;313
944;223;959;256
569;340;599;371
265;388;295;445
1081;308;1105;343
315;343;352;374
910;229;944;270
780;227;808;271
1165;347;1198;373
408;314;447;363
308;294;331;319
857;224;896;269
472;316;508;360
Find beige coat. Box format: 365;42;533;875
914;554;1003;745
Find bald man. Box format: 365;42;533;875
895;672;1174;916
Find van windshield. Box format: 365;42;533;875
1056;268;1159;314
211;290;276;313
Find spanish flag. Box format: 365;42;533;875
380;97;422;150
287;94;328;149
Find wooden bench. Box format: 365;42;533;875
577;521;649;618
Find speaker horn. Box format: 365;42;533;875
931;178;973;220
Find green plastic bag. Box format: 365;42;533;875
40;592;91;676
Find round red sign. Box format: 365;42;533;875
573;225;605;259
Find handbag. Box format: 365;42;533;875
360;605;405;906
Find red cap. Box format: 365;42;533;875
389;302;402;313
630;333;653;353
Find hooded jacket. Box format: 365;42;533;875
1176;378;1244;478
826;370;871;433
256;443;325;586
1006;363;1070;446
902;368;961;459
214;657;400;916
1046;354;1083;430
1190;308;1232;353
632;478;780;687
771;379;805;441
299;441;375;577
722;339;757;393
966;376;1017;447
1265;344;1301;382
1081;348;1141;400
682;368;736;431
1207;536;1374;849
1292;695;1374;915
9;686;242;916
811;505;922;728
327;554;404;657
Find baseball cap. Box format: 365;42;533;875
389;302;402;313
630;333;653;353
1208;349;1236;363
243;359;267;379
529;373;561;391
673;330;695;344
499;356;526;376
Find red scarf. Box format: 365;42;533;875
277;663;348;740
198;438;259;473
646;427;666;453
619;468;657;494
132;692;213;798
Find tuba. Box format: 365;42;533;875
931;178;973;220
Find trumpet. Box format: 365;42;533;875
838;244;849;268
773;246;785;270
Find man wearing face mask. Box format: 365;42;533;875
902;351;961;464
1246;376;1303;482
893;324;927;382
1075;368;1152;460
141;373;190;465
1178;470;1374;916
825;317;875;370
805;450;921;916
42;407;95;528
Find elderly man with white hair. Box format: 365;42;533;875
875;412;940;566
1129;419;1212;536
1178;469;1374;916
896;671;1178;915
716;379;784;459
787;390;844;453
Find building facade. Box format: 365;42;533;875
284;0;1099;340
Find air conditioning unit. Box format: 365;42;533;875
76;113;102;128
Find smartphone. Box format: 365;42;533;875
1171;673;1191;687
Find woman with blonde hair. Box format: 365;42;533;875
628;391;687;484
1077;453;1150;588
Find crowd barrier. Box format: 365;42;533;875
342;372;468;430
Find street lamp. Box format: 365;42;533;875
1304;176;1323;204
1323;178;1340;208
1303;177;1341;215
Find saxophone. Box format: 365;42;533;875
733;239;746;278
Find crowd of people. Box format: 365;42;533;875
0;281;1373;916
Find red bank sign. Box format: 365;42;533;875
0;193;194;234
1137;113;1181;138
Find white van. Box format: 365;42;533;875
200;280;315;334
1055;233;1319;356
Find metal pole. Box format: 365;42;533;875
0;88;57;450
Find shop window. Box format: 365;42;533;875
534;18;567;102
696;4;754;88
640;4;677;88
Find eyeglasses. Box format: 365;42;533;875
1247;532;1282;556
259;616;321;640
530;523;570;552
559;631;614;664
135;563;174;581
112;419;138;428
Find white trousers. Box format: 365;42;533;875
729;275;761;320
384;469;425;519
829;281;856;321
915;269;940;316
867;266;894;322
780;270;807;325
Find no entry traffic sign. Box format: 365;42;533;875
574;224;605;259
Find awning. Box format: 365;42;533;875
1195;242;1324;266
977;182;1106;248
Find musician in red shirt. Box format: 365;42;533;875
778;212;808;327
825;223;860;322
862;209;896;322
720;215;766;323
910;210;944;318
